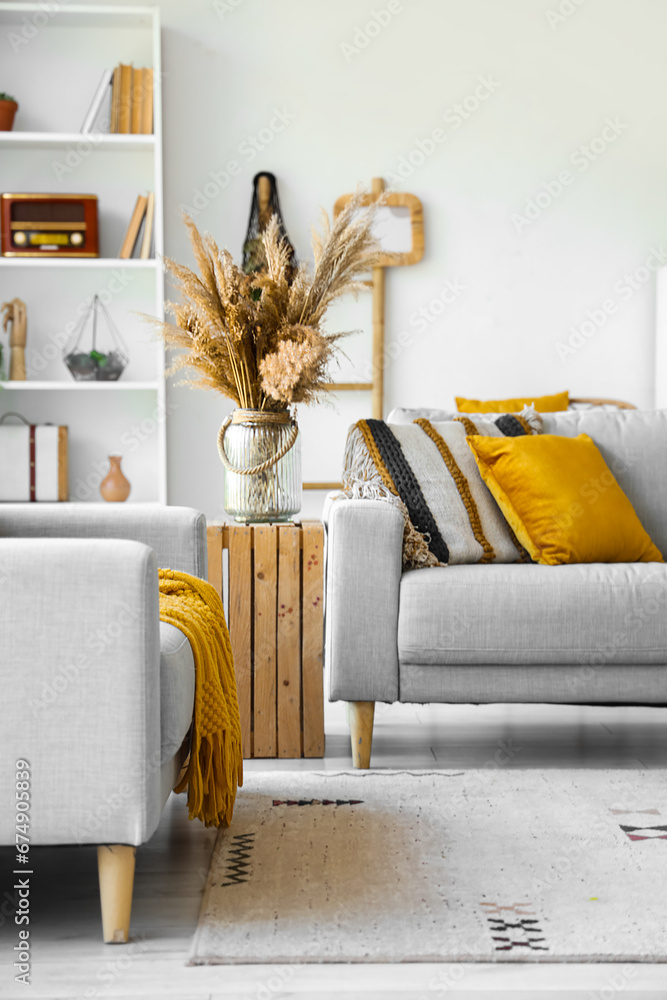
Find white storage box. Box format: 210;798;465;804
0;412;68;501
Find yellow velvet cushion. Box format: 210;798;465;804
456;391;569;413
466;433;664;566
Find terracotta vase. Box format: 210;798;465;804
100;456;131;502
0;100;18;131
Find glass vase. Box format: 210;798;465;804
220;409;301;523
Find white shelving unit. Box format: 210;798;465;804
0;4;166;503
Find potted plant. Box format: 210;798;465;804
151;192;382;522
0;93;18;131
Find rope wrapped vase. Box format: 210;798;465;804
218;409;301;522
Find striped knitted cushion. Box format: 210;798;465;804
342;408;542;570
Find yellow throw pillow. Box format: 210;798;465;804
466;433;664;565
456;391;569;413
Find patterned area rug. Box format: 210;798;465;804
190;769;667;964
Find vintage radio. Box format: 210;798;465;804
1;193;99;257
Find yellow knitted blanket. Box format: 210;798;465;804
158;569;243;827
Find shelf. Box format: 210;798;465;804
0;381;159;390
0;131;155;150
0;257;160;269
0;5;156;30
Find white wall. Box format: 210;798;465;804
55;0;667;518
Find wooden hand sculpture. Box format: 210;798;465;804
1;297;27;381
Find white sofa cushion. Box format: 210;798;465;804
398;562;667;666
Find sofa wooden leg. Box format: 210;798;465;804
97;844;136;944
349;701;375;768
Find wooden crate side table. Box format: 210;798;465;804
207;520;325;759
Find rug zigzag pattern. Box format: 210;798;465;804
272;798;363;807
220;832;255;887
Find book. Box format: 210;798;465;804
131;67;143;134
140;191;155;260
119;194;148;258
110;65;120;133
141;68;153;134
81;69;112;133
117;63;133;134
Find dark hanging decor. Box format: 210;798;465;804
242;171;297;278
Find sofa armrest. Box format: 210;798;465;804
325;499;403;702
0;503;207;577
0;538;162;847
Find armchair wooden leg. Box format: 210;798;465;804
97;844;136;944
349;701;375;768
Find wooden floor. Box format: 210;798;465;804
2;700;667;998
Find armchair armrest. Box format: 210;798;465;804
0;538;162;847
325;498;403;702
0;503;207;577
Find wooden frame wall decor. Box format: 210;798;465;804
303;177;424;491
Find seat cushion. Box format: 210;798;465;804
160;622;195;759
398;563;667;666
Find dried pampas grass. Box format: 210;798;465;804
150;191;384;411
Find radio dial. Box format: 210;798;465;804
70;232;83;246
13;232;27;246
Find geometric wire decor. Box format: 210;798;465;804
63;293;128;381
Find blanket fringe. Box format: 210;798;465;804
160;570;244;828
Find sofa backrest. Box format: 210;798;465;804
541;409;667;557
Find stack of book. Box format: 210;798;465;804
119;193;155;260
81;64;153;135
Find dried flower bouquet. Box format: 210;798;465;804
153;190;384;412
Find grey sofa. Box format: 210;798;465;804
324;408;667;767
0;504;206;942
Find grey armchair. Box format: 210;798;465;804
0;504;206;942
